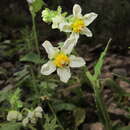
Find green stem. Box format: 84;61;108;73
31;14;40;57
48;102;64;130
92;80;112;130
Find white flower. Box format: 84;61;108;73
41;37;86;83
26;0;35;4
22;106;43;126
7;110;22;121
59;4;98;42
34;106;43;118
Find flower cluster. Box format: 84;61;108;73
22;106;43;126
7;106;43;126
41;4;98;83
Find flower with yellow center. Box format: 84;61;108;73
59;4;98;44
53;53;70;68
71;19;85;33
41;37;86;83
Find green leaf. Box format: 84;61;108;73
94;38;112;79
9;88;23;109
32;0;45;13
86;71;95;84
14;65;29;81
0;122;22;130
44;114;59;130
73;108;86;127
54;103;76;112
20;52;44;64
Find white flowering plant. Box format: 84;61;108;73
42;4;98;44
1;1;130;130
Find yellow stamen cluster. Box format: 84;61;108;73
71;19;85;33
53;53;70;68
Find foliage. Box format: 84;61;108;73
0;122;22;130
43;114;59;130
0;1;130;130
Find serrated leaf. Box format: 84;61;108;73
20;52;44;64
73;108;86;127
94;38;112;79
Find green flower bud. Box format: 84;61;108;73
42;8;57;23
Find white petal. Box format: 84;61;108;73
52;22;58;29
70;32;79;42
81;27;92;37
42;41;59;59
35;112;42;118
69;55;86;68
41;61;56;75
73;4;82;17
59;22;71;32
28;111;34;118
57;68;71;83
61;37;77;54
35;106;43;112
84;12;98;26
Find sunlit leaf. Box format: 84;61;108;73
94;38;112;79
86;71;95;84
